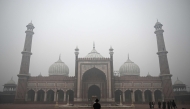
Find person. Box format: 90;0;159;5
93;99;101;109
152;102;154;108
158;101;161;109
162;101;166;109
172;100;177;109
170;101;173;109
167;101;170;109
149;101;152;109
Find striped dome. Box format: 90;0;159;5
119;56;140;76
174;77;184;85
85;48;104;58
48;56;69;76
5;77;16;85
85;43;104;58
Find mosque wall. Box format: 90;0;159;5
27;76;75;92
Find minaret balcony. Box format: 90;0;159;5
157;51;168;55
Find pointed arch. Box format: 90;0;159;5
37;90;44;102
115;90;122;103
27;90;35;101
135;90;142;103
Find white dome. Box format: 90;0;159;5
85;48;104;58
119;56;140;76
174;77;184;85
6;77;16;85
85;43;104;58
48;56;69;76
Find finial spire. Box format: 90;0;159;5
157;19;158;22
11;76;13;80
177;77;178;80
128;54;129;59
93;42;95;49
59;54;61;60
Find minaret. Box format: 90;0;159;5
74;46;79;99
109;46;114;98
154;21;174;100
15;22;35;103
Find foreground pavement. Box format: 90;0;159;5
0;104;190;109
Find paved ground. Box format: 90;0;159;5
0;104;190;109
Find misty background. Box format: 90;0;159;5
0;0;190;91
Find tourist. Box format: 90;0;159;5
149;101;152;108
93;99;101;109
172;100;177;109
158;101;161;109
170;101;173;109
151;101;154;108
167;101;170;109
162;101;166;109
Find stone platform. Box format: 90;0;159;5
1;104;190;109
59;105;133;108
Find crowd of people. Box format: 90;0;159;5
149;100;177;109
93;98;178;109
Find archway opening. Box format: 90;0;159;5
27;90;35;101
88;85;101;101
135;90;142;102
154;90;162;102
125;90;131;102
66;90;74;103
82;68;106;100
145;90;152;102
58;90;64;102
37;90;44;101
115;90;122;103
47;90;54;102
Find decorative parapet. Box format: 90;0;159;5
114;75;161;81
114;82;162;89
78;57;110;61
28;75;75;81
27;82;74;89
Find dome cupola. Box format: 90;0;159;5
119;55;140;76
48;55;69;76
85;42;104;58
5;77;16;85
174;77;184;85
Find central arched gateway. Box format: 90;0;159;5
88;85;101;100
82;68;106;101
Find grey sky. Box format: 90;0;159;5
0;0;190;91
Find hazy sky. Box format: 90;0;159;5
0;0;190;91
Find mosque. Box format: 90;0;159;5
1;21;181;104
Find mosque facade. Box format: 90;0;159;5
13;21;174;104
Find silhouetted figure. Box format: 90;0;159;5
170;101;173;109
172;100;177;109
152;102;154;108
158;101;161;109
149;102;152;108
93;99;101;109
167;101;170;109
162;101;166;109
